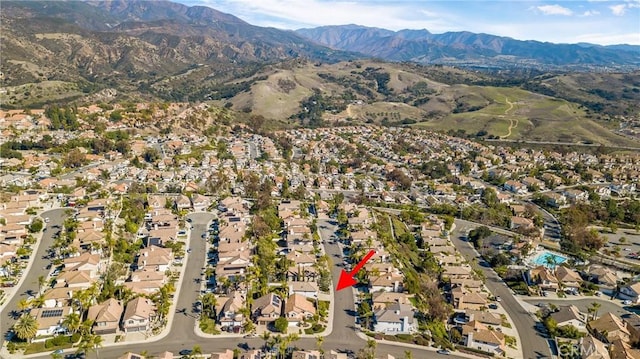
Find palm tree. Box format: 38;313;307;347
261;331;271;350
404;351;413;359
79;319;94;336
316;335;325;356
37;275;47;294
31;295;45;308
366;339;377;359
190;345;202;358
77;333;103;358
62;312;81;335
13;314;38;342
200;293;217;319
544;255;556;267
17;298;30;313
589;302;601;320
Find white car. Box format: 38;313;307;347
623;300;632;305
44;217;50;223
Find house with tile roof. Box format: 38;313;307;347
251;293;283;325
285;293;316;327
29;306;74;337
219;291;245;330
373;302;416;334
579;335;610;359
588;313;631;343
462;320;506;355
122;297;156;333
87;298;124;334
551;305;587;332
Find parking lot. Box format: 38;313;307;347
598;228;640;264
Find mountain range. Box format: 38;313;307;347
295;25;640;70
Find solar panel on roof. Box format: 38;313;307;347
41;309;64;318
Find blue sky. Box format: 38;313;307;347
182;0;640;45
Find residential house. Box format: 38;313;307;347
239;350;262;359
327;351;348;359
288;281;319;299
503;180;527;195
528;265;559;292
588;313;630;343
371;292;412;311
555;266;583;293
373;303;416;334
284;293;316;327
137;245;173;272
57;267;97;288
587;266;618;287
369;273;404;293
87;298;124;335
551;305;587;332
462;310;502;327
462;320;506;356
219;291;245;330
609;338;640;359
510;216;534;231
619;282;640;304
545;192;567;208
579;335;610;359
209;350;234;359
42;287;84;308
122;297;156;333
622;314;640;344
564;189;588;203
292;351;321;359
63;253;102;278
29;306;74;337
251;293;283;325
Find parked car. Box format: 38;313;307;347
623;300;632;305
436;349;450;355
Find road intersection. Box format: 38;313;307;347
3;214;472;359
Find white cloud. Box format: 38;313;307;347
195;0;453;32
580;10;600;16
575;32;640;45
536;4;573;16
610;4;627;15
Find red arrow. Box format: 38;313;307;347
336;249;376;291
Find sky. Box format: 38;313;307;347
182;0;640;45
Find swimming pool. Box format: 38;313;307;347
530;250;567;268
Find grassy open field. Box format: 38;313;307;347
413;85;639;146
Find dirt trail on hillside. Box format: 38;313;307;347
500;97;518;139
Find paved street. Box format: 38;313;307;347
0;208;69;346
451;220;553;359
19;215;469;359
167;212;216;344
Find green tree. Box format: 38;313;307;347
316;335;325;356
77;333;103;356
13;314;38;342
29;218;44;233
274;317;288;333
37;275;47;294
62;312;81;335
